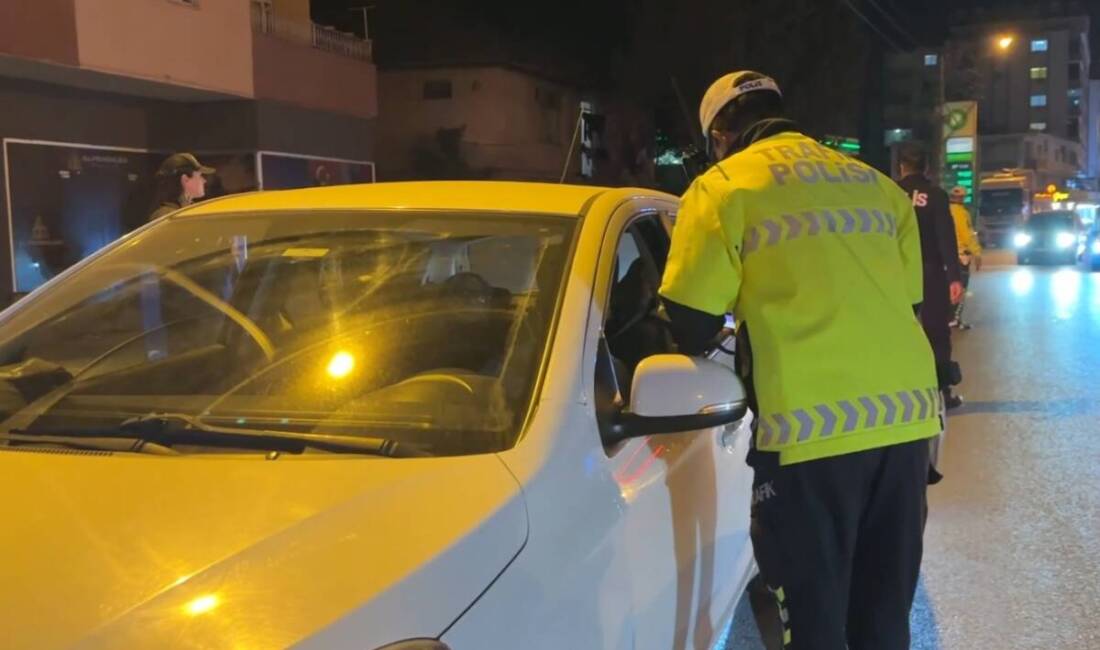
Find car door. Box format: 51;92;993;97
634;209;756;636
594;202;753;650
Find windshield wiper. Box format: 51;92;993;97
9;413;427;457
0;431;178;455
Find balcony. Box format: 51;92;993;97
251;1;371;61
249;0;377;120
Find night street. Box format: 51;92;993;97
3;1;1100;647
727;251;1100;649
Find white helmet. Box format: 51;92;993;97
699;71;783;137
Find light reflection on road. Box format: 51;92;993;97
1009;268;1034;296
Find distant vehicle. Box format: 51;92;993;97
979;169;1038;247
1013;210;1085;266
0;181;757;649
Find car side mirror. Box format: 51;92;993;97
605;354;748;445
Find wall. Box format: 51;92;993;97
981;132;1083;182
272;0;311;26
252;33;377;120
377;66;578;181
0;0;79;66
71;0;254;98
255;101;374;162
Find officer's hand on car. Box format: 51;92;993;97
949;281;964;305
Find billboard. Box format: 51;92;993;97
258;152;375;191
3;140;162;292
197;151;260;198
3;143;375;293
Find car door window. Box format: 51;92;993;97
594;215;676;441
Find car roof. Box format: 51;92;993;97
181;181;631;218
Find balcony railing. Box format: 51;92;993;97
251;1;372;61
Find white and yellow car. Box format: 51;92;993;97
0;182;756;649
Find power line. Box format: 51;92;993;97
839;0;906;52
864;0;919;48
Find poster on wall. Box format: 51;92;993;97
4;140;162;293
258;152;375;191
195;151;260;199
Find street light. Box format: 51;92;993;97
996;35;1015;51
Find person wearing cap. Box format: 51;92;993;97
896;144;964;411
659;71;940;650
140;153;215;361
949;186;982;329
148;153;216;222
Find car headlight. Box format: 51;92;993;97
1091;240;1100;255
1056;232;1076;249
1013;232;1033;248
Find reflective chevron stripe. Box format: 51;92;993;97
742;208;897;259
758;387;939;447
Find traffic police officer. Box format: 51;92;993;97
659;71;942;650
949;185;982;329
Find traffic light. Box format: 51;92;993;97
580;105;606;178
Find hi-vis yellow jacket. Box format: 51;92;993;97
661;131;941;465
950;203;983;257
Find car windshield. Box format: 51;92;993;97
979;188;1024;216
0;210;575;456
1027;212;1075;230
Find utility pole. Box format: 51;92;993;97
348;5;373;40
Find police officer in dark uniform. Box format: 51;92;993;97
896;144;964;410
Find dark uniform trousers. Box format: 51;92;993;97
749;439;929;650
921;262;954;371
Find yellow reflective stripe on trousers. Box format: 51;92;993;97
742;207;898;257
759;387;941;447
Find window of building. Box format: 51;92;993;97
924;54;938;66
1030;66;1048;80
1030;94;1047;107
422;80;453;100
1068;64;1081;82
1069;38;1082;61
1031;39;1048;52
1030;122;1047;132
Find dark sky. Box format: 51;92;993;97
871;0;1099;70
312;0;1099;74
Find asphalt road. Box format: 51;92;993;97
726;251;1100;649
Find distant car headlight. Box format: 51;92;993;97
1056;232;1076;249
1013;232;1033;248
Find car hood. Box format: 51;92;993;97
0;446;527;649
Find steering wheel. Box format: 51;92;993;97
443;272;494;305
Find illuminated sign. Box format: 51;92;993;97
1035;190;1070;202
820;135;860;155
946;137;974;154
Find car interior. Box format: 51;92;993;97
595;215;677;441
0;230;569;455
